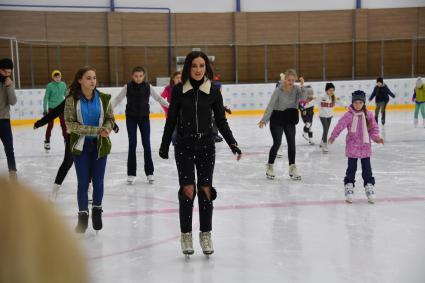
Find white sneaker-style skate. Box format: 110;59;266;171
308;138;315;145
345;183;354;203
88;183;93;203
266;164;275;179
181;232;194;255
48;183;60;203
322;142;329;153
364;183;375;204
289;164;301;180
147;175;154;184
199;231;214;255
127;175;136;185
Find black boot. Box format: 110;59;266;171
178;188;196;233
75;211;89;233
92;206;103;231
198;187;217;232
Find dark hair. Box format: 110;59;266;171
169;71;181;87
69;66;96;100
181;51;213;83
132;66;145;74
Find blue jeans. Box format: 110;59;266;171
73;139;107;211
344;157;375;187
126;116;154;176
0;119;16;171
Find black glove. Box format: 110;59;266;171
112;123;119;133
230;144;242;155
159;145;169;159
224;106;232;115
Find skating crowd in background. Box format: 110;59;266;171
1;52;423;256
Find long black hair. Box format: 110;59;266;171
181;51;213;83
68;66;96;100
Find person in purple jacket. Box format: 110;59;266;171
328;90;384;204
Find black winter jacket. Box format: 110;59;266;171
161;78;237;149
369;85;395;103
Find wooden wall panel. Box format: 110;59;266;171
246;12;299;44
267;45;296;81
419;7;425;37
416;39;425;76
326;43;353;80
355;42;369;79
175;13;233;45
45;12;108;44
383;40;412;77
120;13;170;46
366;42;382;78
300;10;353;43
367;8;418;40
299;44;323;80
0;11;46;41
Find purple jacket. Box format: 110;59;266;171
330;106;380;158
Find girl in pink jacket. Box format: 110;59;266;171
161;71;181;116
329;90;384;204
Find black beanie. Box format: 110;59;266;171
0;58;13;70
376;77;383;84
325;82;335;91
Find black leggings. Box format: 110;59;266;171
320;117;332;143
54;137;74;185
174;137;216;233
268;122;296;165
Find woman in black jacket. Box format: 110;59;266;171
159;51;242;256
34;100;118;203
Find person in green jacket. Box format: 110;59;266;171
43;70;67;151
64;66;114;234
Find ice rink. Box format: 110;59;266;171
1;111;425;283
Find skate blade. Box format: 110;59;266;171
290;176;301;181
367;199;375;204
203;251;214;256
148;180;154;184
266;174;275;180
183;250;194;255
345;199;353;204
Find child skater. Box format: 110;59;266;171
112;66;169;185
318;82;346;153
299;85;315;145
328;90;384;204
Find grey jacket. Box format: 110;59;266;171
260;85;309;123
0;82;17;119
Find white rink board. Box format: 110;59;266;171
11;78;418;120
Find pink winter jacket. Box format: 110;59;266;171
160;85;172;116
330;106;380;158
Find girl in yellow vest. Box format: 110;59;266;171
413;77;425;128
